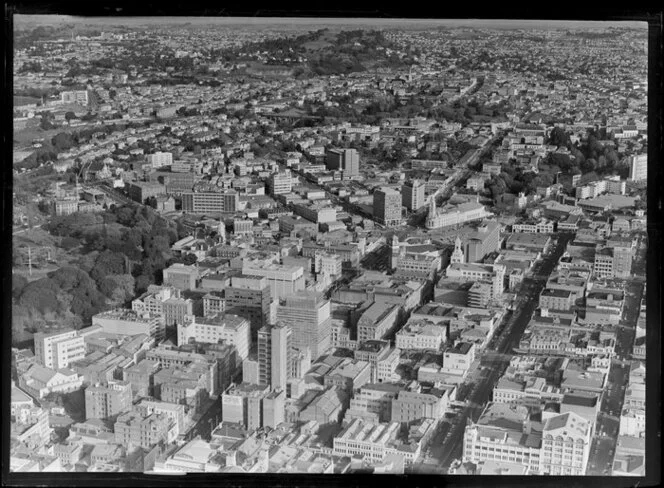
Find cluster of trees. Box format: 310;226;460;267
176;106;200;117
224;28;413;78
542;128;624;178
47;204;185;292
49;123;127;153
14;25;66;49
310;53;366;76
486;166;556;200
12;204;192;344
17;61;43;73
14;86;59;99
12;265;110;344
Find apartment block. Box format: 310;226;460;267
84;380;133;420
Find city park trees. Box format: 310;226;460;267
12;203;182;343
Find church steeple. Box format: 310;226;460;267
218;220;226;244
390;235;400;270
451;236;465;264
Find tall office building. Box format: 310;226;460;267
325;148;360;178
257;324;293;390
223;189;239;213
269;172;293;195
181;189;239;214
628;154;647;182
270;325;291;390
373;187;402;227
610;242;633;278
594;243;633;279
225;275;272;341
402;180;425;212
464;220;502;263
276;292;331;361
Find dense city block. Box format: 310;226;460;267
11;17;647;476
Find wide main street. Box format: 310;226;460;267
409;232;574;473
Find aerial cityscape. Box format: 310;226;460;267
10;15;648;476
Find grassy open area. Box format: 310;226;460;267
13;226;58;248
13;125;64;147
14;95;42;106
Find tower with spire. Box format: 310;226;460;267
218;220;226;244
425;197;438;229
390;235;400;270
451;236;465;265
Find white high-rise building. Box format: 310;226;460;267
147;152;173;169
269;171;293;195
276;292;331;361
628;154;647;182
402;180;426;212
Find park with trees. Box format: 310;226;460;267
11;203;190;346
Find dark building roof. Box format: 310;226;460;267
562;393;598;408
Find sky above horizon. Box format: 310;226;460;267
14;15;647;30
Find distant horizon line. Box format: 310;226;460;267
14;15;647;29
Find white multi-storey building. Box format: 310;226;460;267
147;152;173;169
628;154;647;182
463;403;542;474
132;285;182;318
446;262;505;298
314;252;343;277
33;328;97;370
92;309;163;339
61;90;89;105
333;418;428;464
402;180;426;212
269;171;293;195
426;199;490;230
539;412;592;476
241;261;305;300
463;403;592;476
619;407;646;438
395;318;447;351
177;313;250;360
